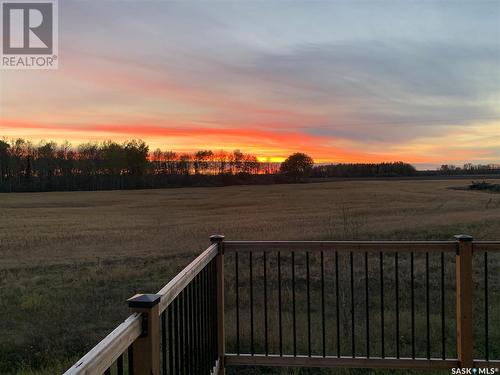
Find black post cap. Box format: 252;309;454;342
454;234;473;241
127;294;161;308
210;234;225;243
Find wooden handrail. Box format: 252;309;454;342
157;243;218;314
63;313;142;375
474;241;500;252
224;240;457;253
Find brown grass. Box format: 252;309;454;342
1;179;500;270
0;179;499;373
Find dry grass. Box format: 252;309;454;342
1;179;500;269
0;179;499;373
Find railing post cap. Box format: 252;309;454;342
210;234;225;243
454;234;473;241
127;293;161;308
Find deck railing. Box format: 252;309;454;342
65;235;499;374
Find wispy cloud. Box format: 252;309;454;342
1;0;498;166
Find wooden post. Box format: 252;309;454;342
127;293;161;375
454;234;473;368
211;234;225;375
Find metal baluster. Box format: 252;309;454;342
380;252;385;358
321;251;326;358
188;281;194;375
195;274;201;374
212;260;218;367
485;251;489;361
180;292;185;375
184;287;189;375
350;251;355;358
250;251;254;355
200;271;206;374
335;250;340;357
208;263;213;369
168;304;174;375
128;345;134;375
292;251;297;357
248;251;255;355
202;269;206;372
235;252;240;355
264;251;269;356
174;297;179;374
365;251;370;358
411;252;415;359
426;252;430;359
278;251;283;357
307;251;312;357
204;266;210;372
395;252;400;359
441;252;446;360
161;311;167;375
117;354;124;375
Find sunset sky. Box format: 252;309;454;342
1;0;499;167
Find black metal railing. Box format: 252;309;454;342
225;248;458;361
473;244;500;362
223;238;500;370
160;257;219;374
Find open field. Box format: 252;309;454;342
1;179;500;374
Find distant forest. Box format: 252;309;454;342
312;162;417;178
0;138;498;192
436;163;500;175
0;139;278;192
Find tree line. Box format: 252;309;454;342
3;138;496;192
0;139;282;192
311;161;417;178
437;163;500;175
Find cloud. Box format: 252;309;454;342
1;1;498;165
218;40;500;141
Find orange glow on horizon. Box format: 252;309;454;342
0;118;436;164
1;117;498;166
